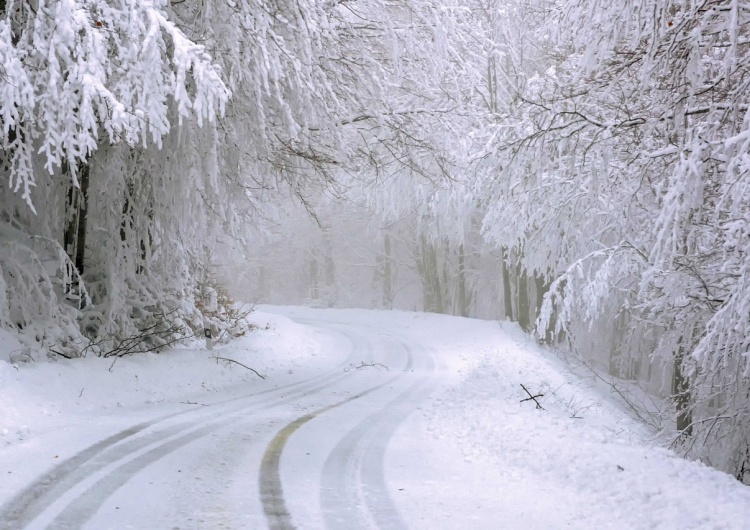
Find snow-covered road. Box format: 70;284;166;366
2;307;750;529
260;320;434;530
0;311;440;529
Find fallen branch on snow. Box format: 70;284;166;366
211;356;266;379
345;361;389;372
520;383;545;410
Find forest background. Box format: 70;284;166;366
1;0;749;484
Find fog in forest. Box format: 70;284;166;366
2;0;750;486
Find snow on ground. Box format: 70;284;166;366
0;310;322;439
0;310;330;499
382;313;750;530
2;306;750;529
269;307;750;529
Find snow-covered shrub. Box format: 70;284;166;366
0;228;87;359
196;275;254;344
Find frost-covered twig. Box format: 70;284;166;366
564;352;665;431
211;356;265;379
85;308;193;359
344;361;389;372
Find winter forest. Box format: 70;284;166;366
1;0;750;485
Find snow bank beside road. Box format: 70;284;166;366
264;307;750;528
384;314;750;530
0;311;324;474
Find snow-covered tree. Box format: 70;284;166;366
487;0;750;481
0;0;228;209
1;0;485;355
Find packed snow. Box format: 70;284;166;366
1;307;749;529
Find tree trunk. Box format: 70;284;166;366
517;263;530;332
324;239;335;307
457;245;471;317
501;248;513;320
309;251;319;300
74;163;90;276
63;160;90;303
417;237;443;313
63;182;77;261
257;265;267;301
673;342;693;435
383;233;393;309
608;311;623;377
533;274;549;323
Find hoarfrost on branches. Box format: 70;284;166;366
1;0;229;209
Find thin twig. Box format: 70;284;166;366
344;361;389;372
520;384;545;410
211;356;266;379
49;348;74;359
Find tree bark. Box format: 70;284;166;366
324;239;335;307
63;182;77;261
517;263;530;332
74;163;90;276
533;274;549;323
673;342;693;435
417;237;443;313
501;248;513;320
63;160;90;278
309;251;319;300
457;244;472;317
383;233;393;309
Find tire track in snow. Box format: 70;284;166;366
0;420;162;530
259;384;394;530
0;326;364;530
40;373;366;530
258;326;397;530
320;344;434;530
259;335;433;530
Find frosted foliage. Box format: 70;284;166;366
0;234;85;356
160;0;473;223
0;0;482;359
475;0;750;478
221;0;750;483
689;263;750;458
79;123;226;342
2;0;750;487
0;0;229;209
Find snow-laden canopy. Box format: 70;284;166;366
1;0;750;484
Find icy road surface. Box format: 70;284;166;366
2;307;750;529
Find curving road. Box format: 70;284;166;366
0;313;437;530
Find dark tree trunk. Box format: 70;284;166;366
673;342;693;436
120;193;130;244
63;160;90;276
64;183;77;260
74;163;89;276
517;264;530;332
501;249;513;320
